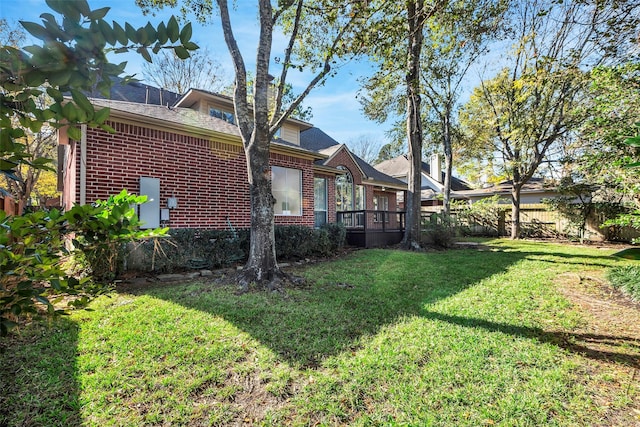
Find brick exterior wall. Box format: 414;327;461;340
72;120;318;229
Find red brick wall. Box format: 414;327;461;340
74;120;315;229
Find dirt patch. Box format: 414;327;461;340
556;271;640;426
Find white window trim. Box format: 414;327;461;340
272;166;303;217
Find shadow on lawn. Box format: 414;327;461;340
0;317;82;426
421;311;640;369
148;248;528;367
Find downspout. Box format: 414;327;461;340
80;124;87;205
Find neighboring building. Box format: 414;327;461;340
0;188;21;216
58;83;406;247
374;154;471;209
456;178;560;205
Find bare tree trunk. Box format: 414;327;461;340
218;0;287;290
442;111;453;216
402;0;425;250
240;140;281;289
510;184;522;239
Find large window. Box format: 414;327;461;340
336;166;365;227
335;166;353;211
272;166;302;216
314;177;327;227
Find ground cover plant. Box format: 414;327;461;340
1;239;639;426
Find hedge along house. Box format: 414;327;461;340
58;88;342;233
300;128;407;248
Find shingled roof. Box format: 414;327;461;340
88;98;323;158
85;77;181;106
300;128;405;188
375;155;471;192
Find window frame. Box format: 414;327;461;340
272;166;303;217
373;194;390;223
314;177;328;228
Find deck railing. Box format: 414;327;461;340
336;210;406;232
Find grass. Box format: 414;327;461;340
1;239;639;426
607;265;640;300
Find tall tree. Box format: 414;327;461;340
142;47;228;93
360;0;449;249
403;0;427;249
573;62;640;204
459;0;639;238
0;19;58;206
139;0;370;288
419;0;506;214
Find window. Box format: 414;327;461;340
335;166;353;211
355;185;365;210
272;166;302;216
374;195;389;222
314;178;327;227
209;107;235;125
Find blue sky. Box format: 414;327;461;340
0;0;390;150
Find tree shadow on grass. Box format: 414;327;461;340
420;311;640;369
142;248;527;367
0;317;81;426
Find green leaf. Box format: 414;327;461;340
71;89;94;116
144;22;157;43
179;22;192;45
167;16;179;43
71;89;93;111
19;21;51;42
173;46;190;60
136;27;148;45
98;19;116;45
67;126;82;141
47;70;72;86
112;22;128;45
62;102;78;122
94;107;111;124
45;0;67;15
137;46;152;63
29;120;43;133
125;23;138;43
46;87;64;102
87;6;110;20
183;41;199;51
156;22;168;44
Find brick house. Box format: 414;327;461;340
59;85;406;246
300;128;407;247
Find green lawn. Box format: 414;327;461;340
2;239;639;426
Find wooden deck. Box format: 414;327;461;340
337;210;406;248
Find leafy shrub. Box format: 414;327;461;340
125;224;347;273
606;265;640;300
126;228;250;272
321;222;347;252
421;213;457;249
68;190;167;281
0;190;165;335
452;196;504;236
